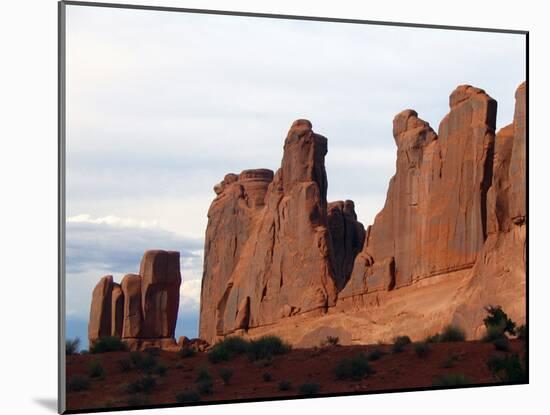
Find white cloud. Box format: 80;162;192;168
67;214;160;229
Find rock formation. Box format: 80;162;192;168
88;250;181;350
199;119;358;343
341;85;497;298
199;82;526;347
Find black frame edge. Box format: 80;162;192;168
58;1;67;414
62;0;528;34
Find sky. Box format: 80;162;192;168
64;4;526;347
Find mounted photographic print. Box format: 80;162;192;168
58;1;528;413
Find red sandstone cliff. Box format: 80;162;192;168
199;120;363;343
88;250;181;351
199;82;526;346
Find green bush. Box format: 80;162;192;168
118;358;132;372
178;347;196;359
414;342;430;358
439;325;466;342
335;353;372;380
324;336;340;346
262;372;272;382
196;368;212;383
208;336;249;363
196;380;213;395
299;383;320;395
67;376;90;392
483;325;507;342
219;368;234;384
66;338;80;355
248;336;291;361
130;351;143;366
483;306;516;337
392;336;411;353
487;354;527;383
126;376;156;394
278;380;292;391
90;336;127;354
432;373;472;386
175;391;201;403
88;360;105;379
425;333;441;343
144;347;160;357
493;337;510;352
367;347;386;361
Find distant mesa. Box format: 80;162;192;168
88;250;181;351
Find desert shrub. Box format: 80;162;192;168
367;347;386;361
219;368;234;384
299;383;320;395
126;395;150;406
483;324;507;342
90;336;127;354
442;353;460;368
278;380;292;391
67;376;90;392
483;305;516;337
175;391;201;403
517;324;527;341
262;372;273;382
126;376;156;394
178;347;196;359
137;354;158;374
439;325;466;342
335;353;372;380
88;360;105;379
487;354;527;383
118;358;132;373
66;338;80;355
425;333;441;343
196;368;212;383
154;363;167;376
392;336;411;353
432;373;472;386
196;380;214;395
208;336;249;363
493;336;510;352
144;347;160;357
414;342;430;358
248;336;291;361
324;336;340;346
130;351;143;366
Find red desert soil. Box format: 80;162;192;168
66;340;524;411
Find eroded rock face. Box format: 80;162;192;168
341;86;497;299
88;250;181;350
453;82;527;338
88;275;113;342
327;200;366;291
199;119;364;343
140;250;181;338
199;82;525;347
199;168;274;342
